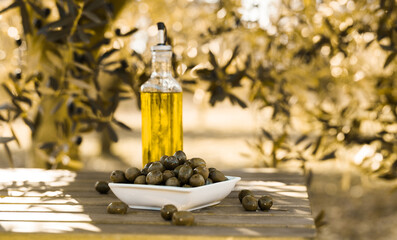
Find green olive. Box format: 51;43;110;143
173;150;187;164
182;184;191;188
160;155;168;165
163;170;175;182
178;165;193;184
134;175;146;184
183;161;192;168
209;170;227;183
208;167;216;172
125;167;141;182
172;211;194;226
95;181;110;194
164;156;180;170
148;161;165;172
173;165;183;177
146;170;163;185
189;173;205;187
110;170;128;183
141;162;152;175
165;177;180;186
161;204;178;220
238;189;253;203
107;202;128;214
242;195;258;211
144;162;152;169
189;158;206;169
258;196;273;211
193;166;209;180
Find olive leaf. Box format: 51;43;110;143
295;135;308;145
98;48;118;63
116;28;138;37
384;52;396;68
261;128;274;141
314;210;327;229
106;124;118;142
112;119;132;131
56;2;67;18
27;1;46;18
0;1;20;14
320;150;336;161
39;142;57;150
9;125;21;148
0;137;15;144
84;0;106;12
228;93;247;108
3;143;14;168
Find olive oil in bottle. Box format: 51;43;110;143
140;22;183;166
141;92;182;166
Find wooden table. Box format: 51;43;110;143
0;168;316;239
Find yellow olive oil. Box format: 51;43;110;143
141;92;183;167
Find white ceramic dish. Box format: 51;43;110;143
109;176;240;211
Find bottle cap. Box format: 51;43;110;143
157;22;167;45
151;22;172;51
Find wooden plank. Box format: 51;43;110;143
0;188;308;199
1;179;306;189
0;224;316;239
0;168;316;239
0;211;314;228
0;204;312;216
0;196;310;207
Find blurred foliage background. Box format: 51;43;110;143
0;0;396;182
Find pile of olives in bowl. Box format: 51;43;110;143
109;151;227;187
239;189;273;211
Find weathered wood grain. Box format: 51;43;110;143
0;203;312;216
0;224;315;239
0;168;316;239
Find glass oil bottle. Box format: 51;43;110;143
140;22;183;167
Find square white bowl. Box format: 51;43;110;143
109;176;240;211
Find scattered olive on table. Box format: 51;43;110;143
94;181;110;194
258;196;273;211
238;189;253;203
238;189;274;211
242;195;258;211
107;202;128;214
160;204;195;225
171;211;195;226
160;204;178;221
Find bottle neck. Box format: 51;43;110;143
151;50;172;77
